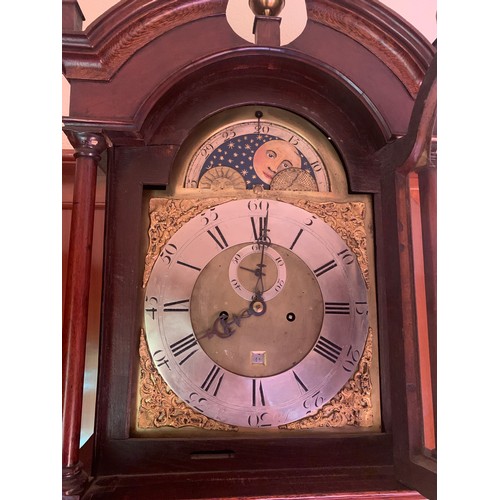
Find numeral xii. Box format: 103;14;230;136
250;216;268;241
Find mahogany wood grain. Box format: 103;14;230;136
62;0;432;98
253;15;282;46
62;0;84;31
62;131;107;495
82;466;425;499
417;166;437;441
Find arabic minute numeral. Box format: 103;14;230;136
247;412;271;427
152;350;170;370
274;278;285;292
342;345;361;373
303;391;325;414
145;296;158;319
159;243;177;265
230;278;242;291
337;248;355;265
355;301;368;315
247;200;270;212
186;392;207;413
200;207;219;225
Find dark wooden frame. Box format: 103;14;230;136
62;1;436;498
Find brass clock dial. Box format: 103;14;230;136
144;199;369;428
182;106;343;192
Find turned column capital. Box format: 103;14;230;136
64;129;108;160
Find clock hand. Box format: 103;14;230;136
199;296;267;340
254;207;270;298
239;265;266;277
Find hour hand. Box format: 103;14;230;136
199;307;253;340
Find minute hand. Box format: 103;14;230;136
254;208;270;297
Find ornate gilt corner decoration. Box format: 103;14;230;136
143;198;235;287
280;327;374;430
139;197;373;431
293;200;369;287
137;329;237;431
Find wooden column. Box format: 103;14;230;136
417;159;437;440
62;130;107;498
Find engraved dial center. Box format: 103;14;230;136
190;244;324;377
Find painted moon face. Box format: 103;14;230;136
253;140;302;184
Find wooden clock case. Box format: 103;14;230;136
62;1;436;498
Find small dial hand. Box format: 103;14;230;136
239;265;266;277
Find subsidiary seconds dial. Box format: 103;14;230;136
144;199;369;428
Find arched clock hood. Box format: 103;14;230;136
62;0;434;147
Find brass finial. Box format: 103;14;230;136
249;0;285;17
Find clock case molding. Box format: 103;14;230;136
62;0;436;498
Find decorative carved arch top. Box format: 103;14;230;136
307;0;433;98
63;0;434;99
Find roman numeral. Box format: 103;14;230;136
250;216;265;241
201;365;224;397
314;259;337;277
289;228;303;250
293;371;308;394
313;336;343;364
207;226;229;249
325;302;350;314
169;334;199;365
176;260;201;272
163;299;190;312
252;379;266;406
